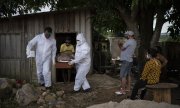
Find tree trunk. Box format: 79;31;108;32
117;6;140;60
118;5;154;73
117;6;140;46
151;8;166;47
138;8;154;73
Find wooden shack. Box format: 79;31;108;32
0;9;92;83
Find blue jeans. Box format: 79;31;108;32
120;60;133;78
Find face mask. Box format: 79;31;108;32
146;54;151;59
76;40;81;46
45;32;51;39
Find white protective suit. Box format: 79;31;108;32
26;33;57;87
71;33;91;91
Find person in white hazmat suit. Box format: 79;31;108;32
68;33;91;92
26;27;57;89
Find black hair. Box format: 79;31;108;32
154;46;162;54
65;37;71;43
66;37;71;41
44;27;52;33
147;48;158;58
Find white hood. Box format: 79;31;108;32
76;33;86;46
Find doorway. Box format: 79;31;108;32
55;33;76;82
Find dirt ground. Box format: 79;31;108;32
1;73;180;108
54;74;127;108
55;73;180;108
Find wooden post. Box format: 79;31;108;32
68;70;71;83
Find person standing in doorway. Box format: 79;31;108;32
116;31;137;95
59;37;75;82
60;37;75;54
26;27;57;89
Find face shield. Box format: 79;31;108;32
76;40;81;46
76;33;86;46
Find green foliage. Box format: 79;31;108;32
89;0;128;34
0;0;49;17
166;0;180;39
92;8;126;34
0;0;179;39
159;34;180;42
50;0;88;10
92;0;180;39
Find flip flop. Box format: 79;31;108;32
115;91;123;95
115;91;126;95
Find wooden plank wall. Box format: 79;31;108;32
0;10;92;82
0;18;25;80
75;10;91;49
75;10;92;72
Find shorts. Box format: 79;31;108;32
120;60;133;78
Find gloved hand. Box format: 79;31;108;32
68;60;75;65
26;49;30;58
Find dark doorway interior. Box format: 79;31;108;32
55;33;77;82
55;33;77;54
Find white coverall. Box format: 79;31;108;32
71;33;91;91
26;33;57;87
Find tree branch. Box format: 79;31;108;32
131;3;139;21
116;6;131;25
151;8;167;47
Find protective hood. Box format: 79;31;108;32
76;33;86;46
